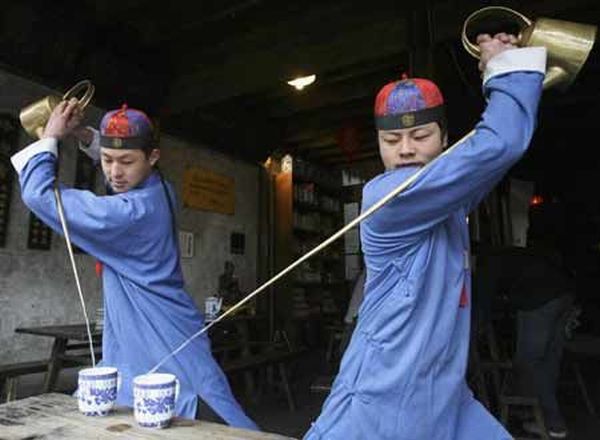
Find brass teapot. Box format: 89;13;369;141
19;80;95;138
462;6;597;90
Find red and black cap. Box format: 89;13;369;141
374;77;445;130
99;104;154;149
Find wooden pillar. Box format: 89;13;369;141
408;2;435;78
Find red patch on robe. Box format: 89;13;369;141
459;283;469;307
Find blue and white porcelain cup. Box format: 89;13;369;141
77;366;118;416
133;373;179;429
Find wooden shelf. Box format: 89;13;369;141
292;254;343;263
293;201;321;212
293;280;346;288
293;201;341;216
293;227;321;237
320;209;341;216
291;312;322;321
292;176;342;198
274;156;349;348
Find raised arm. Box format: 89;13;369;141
11;138;142;260
362;46;546;238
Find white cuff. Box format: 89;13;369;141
79;127;101;162
11;137;58;174
483;47;547;85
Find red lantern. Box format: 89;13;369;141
530;195;544;207
336;123;360;162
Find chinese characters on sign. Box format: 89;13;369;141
182;167;235;215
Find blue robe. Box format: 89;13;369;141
11;140;258;429
305;49;545;439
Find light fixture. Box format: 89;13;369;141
287;74;316;91
530;195;544;206
282;154;293;173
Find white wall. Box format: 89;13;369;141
0;69;260;363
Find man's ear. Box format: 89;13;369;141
149;148;160;166
442;133;448;150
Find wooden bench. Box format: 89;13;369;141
0;360;49;402
563;334;600;418
222;347;307;411
0;356;88;403
498;369;549;440
56;347;103;367
309;374;334;394
213;340;283;358
14;324;103;392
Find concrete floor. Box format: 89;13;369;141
10;351;600;439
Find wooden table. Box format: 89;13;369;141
211;314;268;399
15;324;102;393
14;317;267;395
0;393;295;439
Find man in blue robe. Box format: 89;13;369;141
11;103;258;429
304;34;546;439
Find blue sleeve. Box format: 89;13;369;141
17;151;142;260
363;68;543;239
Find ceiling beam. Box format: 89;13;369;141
319;150;380;165
300;137;377;161
282;104;374;142
268;65;404;119
171;1;386;60
166;0;596;113
167;14;411;111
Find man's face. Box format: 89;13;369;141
100;148;160;193
378;122;446;171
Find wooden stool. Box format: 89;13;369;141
564;334;600;418
310;374;334;394
468;345;491;409
325;328;344;364
469;320;512;413
0;360;49;403
2;377;18;402
499;371;549;440
223;346;307;412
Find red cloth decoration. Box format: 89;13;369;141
459;283;469;308
336;123;361;162
95;261;103;278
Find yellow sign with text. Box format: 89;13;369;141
182;167;235;215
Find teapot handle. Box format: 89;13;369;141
63;80;95;109
461;6;533;58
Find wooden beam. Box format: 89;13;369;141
282;104;375;142
295;136;338;151
167;14;411;111
166;0;597;113
302;138;377;160
320;150;380;165
268;67;403;119
265;54;409;115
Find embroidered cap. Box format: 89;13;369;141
374;77;445;131
99;104;154;149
